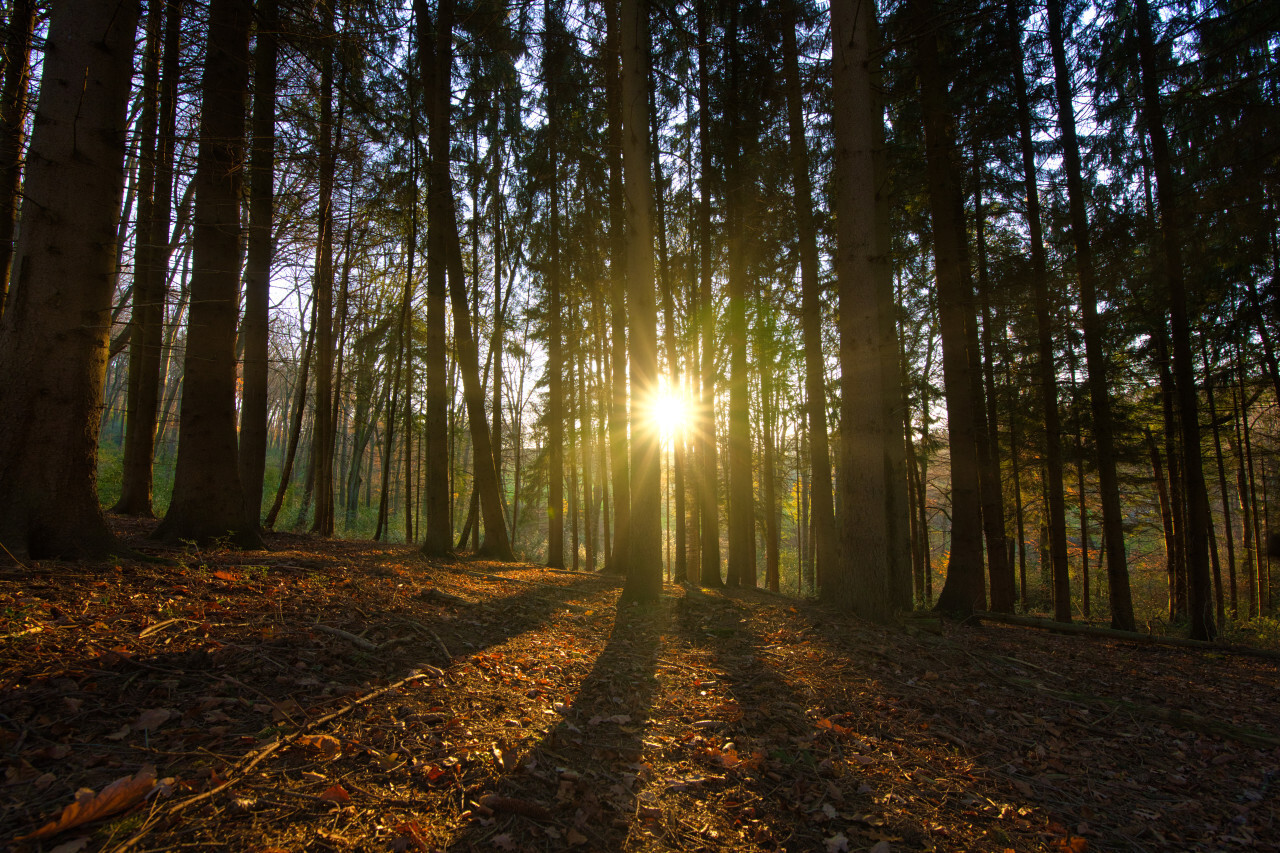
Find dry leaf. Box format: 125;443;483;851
870;842;893;853
134;708;174;731
824;832;849;853
566;828;589;846
17;765;156;841
48;837;90;853
104;724;131;741
490;833;517;851
298;734;342;760
318;784;350;803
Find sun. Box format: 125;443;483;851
641;379;690;444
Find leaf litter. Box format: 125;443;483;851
0;517;1276;851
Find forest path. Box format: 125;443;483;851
1;523;1277;851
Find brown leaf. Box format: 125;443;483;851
298;734;342;760
478;794;551;820
134;708;174;731
318;784;350;803
17;765;156;841
566;828;589;846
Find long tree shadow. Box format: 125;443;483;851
657;586;1045;851
444;598;669;851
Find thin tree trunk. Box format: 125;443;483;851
309;0;337;537
0;0;34;315
266;300;315;530
695;3;720;587
1048;0;1133;628
1133;0;1214;640
239;0;277;526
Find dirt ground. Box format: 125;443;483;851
2;521;1277;852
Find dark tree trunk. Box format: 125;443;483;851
0;0;35;315
783;4;837;591
619;0;661;604
1048;0;1134;629
310;0;337;537
113;0;166;516
154;0;261;548
695;2;720;587
0;0;140;559
544;0;565;569
1133;0;1214;640
913;0;985;616
239;0;278;527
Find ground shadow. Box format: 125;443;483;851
443;598;669;851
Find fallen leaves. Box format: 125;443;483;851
18;765;157;841
298;733;342;760
318;784;351;804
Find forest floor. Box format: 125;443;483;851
2;522;1278;853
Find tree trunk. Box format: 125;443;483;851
310;0;337;537
912;0;985;616
265;299;315;530
723;1;754;590
0;0;140;559
424;0;512;560
1048;0;1133;628
0;0;34;314
783;5;838;592
1133;0;1214;640
544;0;565;569
603;0;631;575
239;0;278;527
695;2;720;588
619;0;661;603
154;0;261;548
113;0;165;516
828;0;900;620
1007;0;1070;623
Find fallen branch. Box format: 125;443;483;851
971;611;1280;662
313;623;379;651
108;672;431;853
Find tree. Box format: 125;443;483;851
154;0;263;549
0;0;35;315
1047;0;1134;629
240;0;280;526
912;0;986;616
619;0;661;604
0;0;141;559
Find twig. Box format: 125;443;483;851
313;623;378;651
108;672;432;853
0;537;30;570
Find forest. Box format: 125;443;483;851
0;0;1279;848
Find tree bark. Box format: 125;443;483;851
0;0;35;316
912;0;985;616
1007;0;1069;619
0;0;141;559
783;5;838;592
154;0;261;548
309;0;337;537
619;0;661;603
239;0;278;527
695;2;720;588
1047;0;1134;628
544;0;565;569
1133;0;1214;640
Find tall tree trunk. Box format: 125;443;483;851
425;0;512;560
1048;0;1133;628
829;0;901;620
723;1;754;589
783;4;837;591
155;0;261;548
653;98;686;584
544;0;565;569
0;0;141;559
913;0;985;616
1133;0;1214;640
239;0;278;527
619;0;661;603
973;166;1015;612
1007;0;1070;621
265;299;315;530
416;0;450;555
695;2;720;587
310;0;337;537
603;0;631;575
113;0;165;516
1204;350;1238;618
0;0;34;315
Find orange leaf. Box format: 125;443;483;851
393;820;430;851
17;766;156;841
298;734;342;760
318;784;350;804
213;570;237;582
